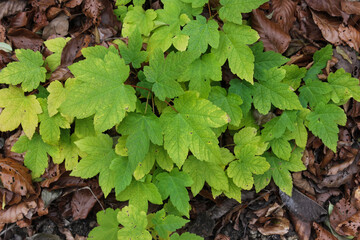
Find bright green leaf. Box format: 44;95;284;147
219;0;268;24
183;156;228;196
304;44;332;81
150;209;189;239
281;65;306;91
110;157;135;195
160;91;229;167
328;68;360;104
299;80;332;108
88;208;120;240
228;79;253;114
116;180;162;212
122;6;157;37
117;205;152;240
180;0;207;8
0;86;41;139
155;168;193;216
53;129;80;170
170;232;203;240
44;37;71;71
306;103;346;151
270;137;292;161
60;50;136;133
12;133;59;178
0;49;46;92
212;23;259;83
261;111;297;141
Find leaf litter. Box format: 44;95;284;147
0;0;360;239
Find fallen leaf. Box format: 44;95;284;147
0;188;22;208
311;10;342;46
313;222;337;240
65;0;84;8
83;0;104;25
0;0;27;19
256;217;290;236
0;200;37;224
289;212;311;240
341;0;360;14
9;11;31;29
271;0;297;32
330;198;357;234
7;28;43;51
4;130;25;162
251;8;291;53
0;158;35;196
42;13;69;40
336;211;360;237
305;0;343;17
339;24;360;52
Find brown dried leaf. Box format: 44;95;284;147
305;0;343;17
271;0;297;32
251;9;291;53
257;217;290;236
336;210;360;237
341;0;360;15
311;10;342;45
0;158;35;196
0;188;22;207
0;200;37;224
41;162;61;188
4;130;25;162
83;0;105;25
7;28;43;51
289;212;311;240
9;11;31;29
0;0;27;19
313;222;337;240
327;157;355;175
352;186;360;210
71;179;103;220
330;198;357;234
42;13;69;40
65;0;84;8
292;172;315;195
339;24;360;52
30;0;56;11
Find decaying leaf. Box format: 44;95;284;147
313;222;337;240
271;0;297;33
311;11;342;46
251;9;291;53
256;217;290;236
305;0;343;17
330;198;357;234
0;158;35;196
339;24;360;52
0;200;37;224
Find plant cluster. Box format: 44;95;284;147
0;0;359;239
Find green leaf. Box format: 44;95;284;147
47;80;66;117
144;49;192;101
12;133;59;178
70;134;119;197
228;79;253;114
116;180;162;212
152;144;174;172
116;28;147;68
170;233;203;240
328;68;360;104
117;112;162;168
252;67;302;114
299;79;332;108
211;22;259;83
0;86;42;139
304;44;332;81
53;129;80;170
38;98;70;145
183;156;228;196
180;0;207;8
155;168;193;216
261;111;297;141
0;49;46;92
219;0;268;25
251;41;289;80
88;208;120;240
110;157;135;195
122;6;157;37
209;86;243;127
269;137;292;161
182;15;219;56
281;65;306;91
292;116;308;148
60;50;136;133
44;37;71;71
81;45;119;59
306;103;346;151
178;53;222;98
160;91;229;167
150;209;189;239
234;127;268;156
117;205;152;240
254;150;306;195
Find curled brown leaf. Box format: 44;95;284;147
339;24;360;52
251;9;291;53
311;10;342;45
313;222;337;240
341;0;360;15
271;0;297;33
305;0;343;17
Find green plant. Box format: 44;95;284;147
0;0;359;239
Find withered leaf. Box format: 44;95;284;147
280;188;327;222
42;14;69;40
336;211;360;237
339;24;360;53
0;200;37;224
330;198;357;235
83;0;104;25
251;9;291;53
311;10;342;46
0;158;35;196
0;0;27;19
7;28;43;51
313;222;337;240
257;217;290;236
305;0;343;17
271;0;297;33
341;0;360;15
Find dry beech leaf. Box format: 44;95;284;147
7;28;43;51
251;9;291;53
336;211;360;237
83;0;104;25
0;188;22;207
311;10;342;46
42;13;69;40
256;217;290;236
330;198;357;234
65;0;84;8
313;222;337;240
4;130;25;162
339;24;360;52
352;187;360;210
305;0;343;17
289;212;311;240
271;0;297;33
0;0;27;19
327;157;355;175
0;158;35;196
0;200;37;224
341;0;360;15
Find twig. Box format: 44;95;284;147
78;186;105;213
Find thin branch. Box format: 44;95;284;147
144;90;150;114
